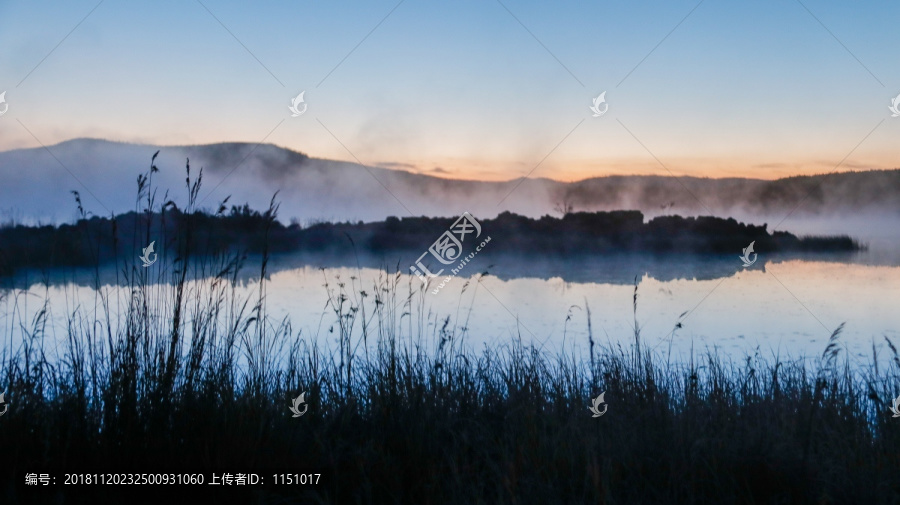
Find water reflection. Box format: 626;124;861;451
2;245;885;290
2;242;898;365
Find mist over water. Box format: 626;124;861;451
2;139;899;233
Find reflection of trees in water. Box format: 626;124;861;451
265;249;859;285
0;209;877;289
7;247;868;291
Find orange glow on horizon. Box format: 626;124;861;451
381;156;900;183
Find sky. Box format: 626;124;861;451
1;0;899;182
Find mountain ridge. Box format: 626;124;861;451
1;138;898;228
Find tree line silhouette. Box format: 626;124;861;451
0;207;858;277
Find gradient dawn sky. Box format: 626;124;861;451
1;0;899;181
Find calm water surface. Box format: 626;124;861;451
3;227;899;365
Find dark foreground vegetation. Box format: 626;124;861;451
2;273;899;504
0;154;896;504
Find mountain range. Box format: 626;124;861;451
1;139;898;231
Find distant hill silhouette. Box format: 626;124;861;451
0;139;898;225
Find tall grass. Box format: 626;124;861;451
0;155;899;504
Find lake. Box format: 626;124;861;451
3;220;898;367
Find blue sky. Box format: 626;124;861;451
1;0;899;181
